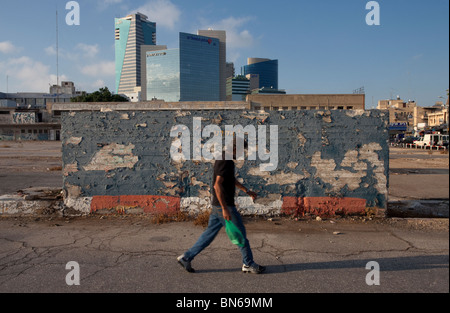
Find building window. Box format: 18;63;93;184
337;106;344;110
347;106;354;110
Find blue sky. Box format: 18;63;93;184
0;0;448;108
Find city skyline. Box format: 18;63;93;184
0;0;448;108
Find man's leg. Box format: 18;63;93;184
182;208;223;263
228;206;254;266
228;206;265;274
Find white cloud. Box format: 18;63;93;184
98;0;123;10
201;16;256;50
80;61;115;77
411;53;424;61
131;0;181;30
92;79;106;89
76;43;99;58
44;45;57;56
0;41;20;54
45;43;99;60
100;0;122;5
0;56;68;92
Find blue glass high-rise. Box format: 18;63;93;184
242;59;278;90
145;32;220;102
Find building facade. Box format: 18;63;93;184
378;98;449;137
197;30;227;101
115;13;156;96
242;58;278;90
0;81;80;109
145;49;181;102
247;94;365;111
226;76;250;101
143;32;220;102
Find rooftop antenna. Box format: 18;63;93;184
56;9;59;86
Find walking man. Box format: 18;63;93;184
177;139;266;274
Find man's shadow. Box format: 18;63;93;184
196;255;449;274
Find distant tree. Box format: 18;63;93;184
71;87;129;102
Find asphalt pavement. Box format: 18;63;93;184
0;215;448;294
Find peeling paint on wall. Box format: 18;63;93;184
83;143;139;172
66;137;83;145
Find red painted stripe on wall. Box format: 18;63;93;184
91;195;181;214
281;197;367;217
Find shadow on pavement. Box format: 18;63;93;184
195;255;449;274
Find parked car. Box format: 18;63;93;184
401;136;419;144
414;134;448;147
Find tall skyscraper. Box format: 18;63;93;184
242;58;278;90
143;32;220;102
115;13;156;96
197;30;226;101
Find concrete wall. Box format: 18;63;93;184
61;107;389;217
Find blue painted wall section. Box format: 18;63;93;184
61;109;389;216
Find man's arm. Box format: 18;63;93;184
214;176;232;221
235;180;258;201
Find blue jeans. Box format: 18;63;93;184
183;206;255;266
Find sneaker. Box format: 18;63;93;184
177;255;195;273
242;263;266;274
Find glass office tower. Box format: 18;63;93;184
146;49;180;102
242;58;278;90
179;32;220;101
197;30;227;101
145;32;220;102
115;13;156;95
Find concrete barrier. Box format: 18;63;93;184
59;104;389;217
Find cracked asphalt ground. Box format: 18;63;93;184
0;216;448;293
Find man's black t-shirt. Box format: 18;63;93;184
211;160;236;207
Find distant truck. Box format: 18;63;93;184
414;134;449;147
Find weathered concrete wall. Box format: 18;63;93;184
61;108;389;217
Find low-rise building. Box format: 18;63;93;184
247;94;365;111
377;97;449;137
0;82;83;141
